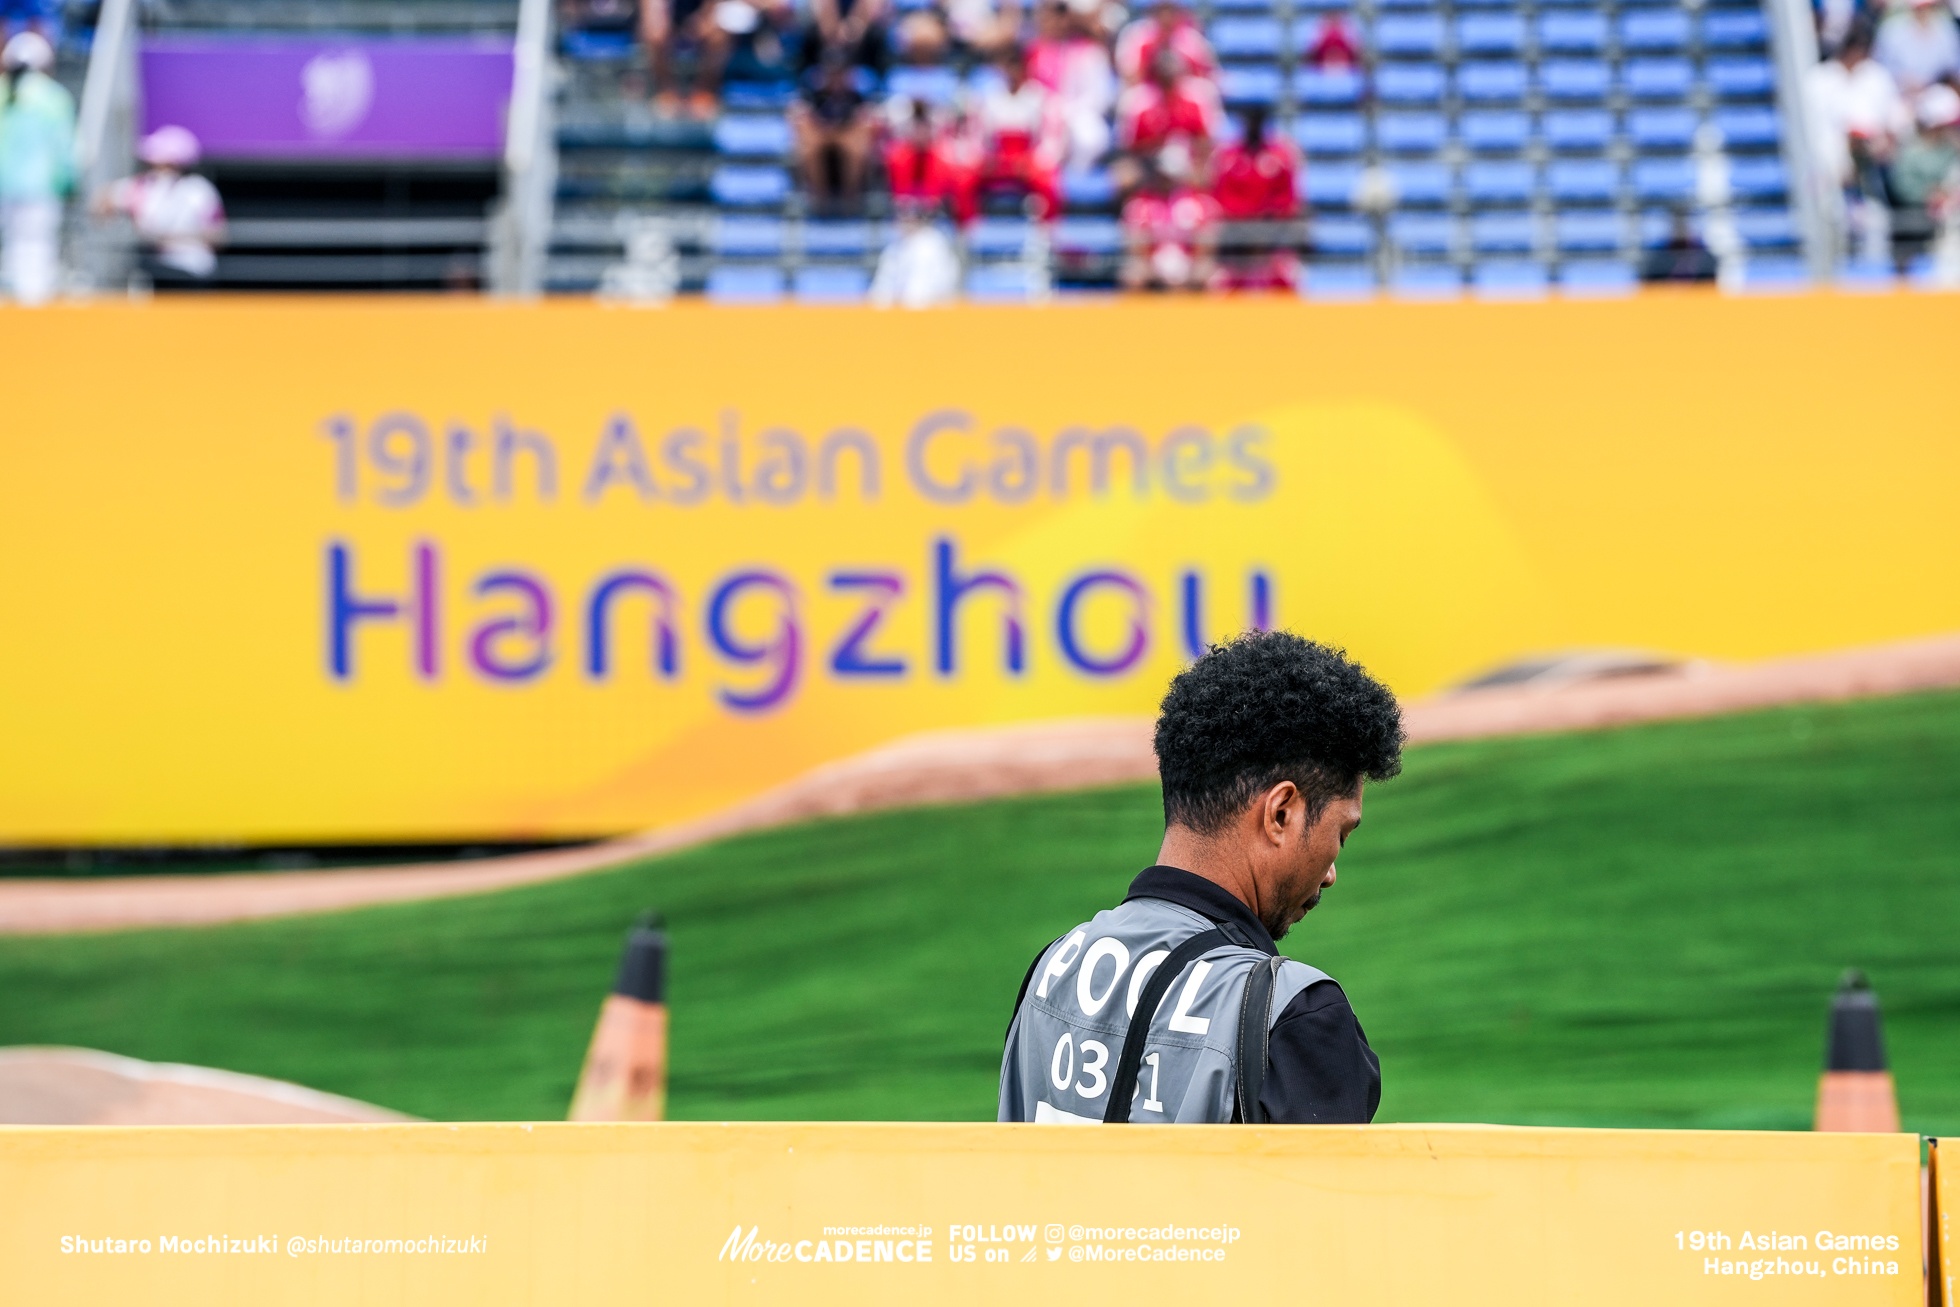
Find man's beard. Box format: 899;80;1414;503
1262;887;1323;942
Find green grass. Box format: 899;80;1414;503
3;691;1958;1131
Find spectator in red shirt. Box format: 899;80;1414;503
950;47;1066;222
882;95;969;219
1114;0;1217;85
1115;47;1224;186
1301;14;1360;69
1208;106;1302;289
1121;154;1221;289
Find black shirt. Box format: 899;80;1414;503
1014;865;1381;1125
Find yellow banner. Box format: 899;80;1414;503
1938;1138;1955;1307
2;295;1957;842
0;1122;1925;1305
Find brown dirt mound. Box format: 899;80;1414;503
0;1047;412;1125
3;632;1955;937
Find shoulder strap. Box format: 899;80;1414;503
1234;955;1282;1125
1006;934;1066;1045
1103;927;1229;1124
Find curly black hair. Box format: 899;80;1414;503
1154;631;1405;834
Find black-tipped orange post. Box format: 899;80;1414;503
569;914;668;1123
1814;969;1900;1133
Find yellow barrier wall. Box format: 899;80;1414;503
0;1122;1925;1305
2;294;1957;842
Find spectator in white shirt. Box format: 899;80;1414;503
96;125;227;286
1809;20;1912;186
1875;0;1960;94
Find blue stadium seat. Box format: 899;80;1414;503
1305;160;1365;206
1214;0;1275;12
803;221;872;256
1054;217;1122;254
1703;9;1768;48
964;264;1035;300
968;218;1031;256
1544;109;1614;150
1625;58;1693;100
1632;155;1696;200
1304;265;1377;300
1555;210;1624;250
1471;211;1537;252
1389;160;1453;204
710;166;791;207
1638;208;1689;245
1459;61;1528;102
1714;105;1780;146
1628;107;1697;149
714;217;785;256
1559;260;1636;295
1548;159;1620;201
1211;17;1282;56
1465;160;1536;204
1475;260;1549;297
1297;0;1352;10
1221;66;1285;103
1391;263;1464;297
1735;208;1796;247
1376;63;1446;103
1457;13;1524;53
1738;257;1812;290
1540;60;1610;101
560;29;636;60
1538;11;1606;52
1298;66;1366;104
721;80;796;111
1313;215;1376;254
1062;171;1118;207
1375;14;1444;54
1708;57;1775;97
1390;212;1457;253
1729;155;1788;198
887;66;962;105
1295;113;1366;154
1378;112;1448;152
714;115;792;157
1619;9;1690;50
1460;111;1531;151
793;266;869;302
707;265;786;303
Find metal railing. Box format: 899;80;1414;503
488;0;559;295
71;0;141;292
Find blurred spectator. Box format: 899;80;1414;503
1114;0;1215;85
97;126;227;287
1115;47;1222;186
642;0;751;116
1816;0;1866;56
870;203;962;305
1302;14;1360;69
1809;19;1911;187
1208;106;1300;289
1120;155;1218;289
791;50;877;212
1875;0;1960;95
1886;83;1960;259
1027;0;1115;172
1639;209;1719;281
883;96;968;215
796;0;890;73
0;31;71;306
895;0;1022;64
951;48;1064;222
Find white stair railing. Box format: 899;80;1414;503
488;0;557;295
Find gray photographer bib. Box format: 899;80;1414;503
998;896;1327;1124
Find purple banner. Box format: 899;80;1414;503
141;37;515;161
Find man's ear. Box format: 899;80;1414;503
1262;780;1300;845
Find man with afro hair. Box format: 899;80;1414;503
999;631;1402;1125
